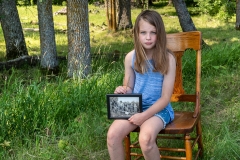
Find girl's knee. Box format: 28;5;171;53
107;128;123;145
107;129;116;142
139;133;155;151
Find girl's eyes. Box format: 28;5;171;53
140;31;156;34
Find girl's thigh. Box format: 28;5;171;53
139;116;164;138
108;120;138;138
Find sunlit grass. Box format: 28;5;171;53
1;4;238;58
0;3;240;160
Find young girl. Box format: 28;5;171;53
107;10;176;160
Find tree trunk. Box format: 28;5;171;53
116;0;132;30
67;0;91;78
0;0;28;60
236;0;240;30
105;0;110;29
37;0;58;72
106;0;117;31
111;0;117;31
172;0;197;32
172;0;208;48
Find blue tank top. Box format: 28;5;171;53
132;53;174;121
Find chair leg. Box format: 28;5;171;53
196;120;204;157
185;134;192;160
125;134;131;160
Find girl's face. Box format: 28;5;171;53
138;19;157;51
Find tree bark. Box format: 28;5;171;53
106;0;117;31
105;0;110;29
0;0;28;60
116;0;132;30
111;0;117;31
67;0;91;78
37;0;59;71
172;0;208;48
172;0;197;32
236;0;240;30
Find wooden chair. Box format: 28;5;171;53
124;31;203;160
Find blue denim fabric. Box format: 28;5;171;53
143;105;171;129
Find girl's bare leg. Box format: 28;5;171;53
107;120;138;160
139;116;164;160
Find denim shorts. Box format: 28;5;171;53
142;105;171;129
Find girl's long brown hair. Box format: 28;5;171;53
133;10;171;75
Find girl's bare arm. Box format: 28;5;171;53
114;50;135;94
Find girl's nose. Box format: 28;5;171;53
146;33;151;39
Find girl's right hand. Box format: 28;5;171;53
114;86;127;94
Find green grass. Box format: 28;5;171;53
0;4;240;160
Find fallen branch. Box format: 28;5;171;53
0;55;67;71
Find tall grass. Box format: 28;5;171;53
199;45;240;160
0;4;240;160
0;56;124;159
1;44;239;160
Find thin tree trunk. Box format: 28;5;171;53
0;0;28;60
236;0;240;30
37;0;58;72
111;0;117;31
106;0;116;31
172;0;208;48
67;0;91;78
172;0;197;32
105;0;111;29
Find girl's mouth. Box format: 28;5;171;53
145;42;152;45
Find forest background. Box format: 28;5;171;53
0;0;240;159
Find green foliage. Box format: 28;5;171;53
52;0;65;5
17;0;31;6
88;0;104;5
16;0;66;6
194;0;235;21
217;0;236;21
15;0;102;6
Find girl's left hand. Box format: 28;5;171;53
128;113;146;126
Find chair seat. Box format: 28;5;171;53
132;111;200;134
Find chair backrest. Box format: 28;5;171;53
166;31;202;118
